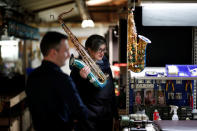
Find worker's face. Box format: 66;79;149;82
88;44;106;61
148;92;152;98
55;39;70;67
137;92;140;96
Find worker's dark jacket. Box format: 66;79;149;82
70;56;118;131
25;60;88;131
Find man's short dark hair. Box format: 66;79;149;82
85;34;106;52
40;31;68;56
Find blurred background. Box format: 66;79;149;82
0;0;197;130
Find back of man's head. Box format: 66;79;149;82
40;31;68;56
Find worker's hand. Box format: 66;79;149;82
79;66;90;79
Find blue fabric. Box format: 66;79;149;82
26;60;88;131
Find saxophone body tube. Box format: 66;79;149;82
69;54;107;88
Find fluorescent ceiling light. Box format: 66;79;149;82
86;0;112;6
0;40;19;61
141;2;197;7
142;2;197;26
0;40;19;46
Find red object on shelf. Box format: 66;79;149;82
190;95;193;108
114;63;127;67
153;110;159;120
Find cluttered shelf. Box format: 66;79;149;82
129;66;197;80
0;90;30;131
121;65;197;130
127;65;197;119
0;90;26;108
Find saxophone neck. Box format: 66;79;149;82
58;8;73;20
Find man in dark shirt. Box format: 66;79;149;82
25;31;88;131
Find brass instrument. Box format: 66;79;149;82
127;9;151;73
58;9;108;88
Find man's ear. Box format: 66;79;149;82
49;49;57;58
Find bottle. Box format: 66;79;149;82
172;109;179;120
170;105;179;120
153;109;159;120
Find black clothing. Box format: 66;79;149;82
70;56;118;131
26;60;88;131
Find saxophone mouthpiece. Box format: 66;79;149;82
69;54;75;70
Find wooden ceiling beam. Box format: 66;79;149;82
33;1;75;13
90;12;119;23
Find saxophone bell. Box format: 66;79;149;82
69;54;107;88
69;54;87;70
138;35;151;44
69;54;75;70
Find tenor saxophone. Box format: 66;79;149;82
127;9;151;73
58;9;108;88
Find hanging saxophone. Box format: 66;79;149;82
58;9;108;88
127;9;151;73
